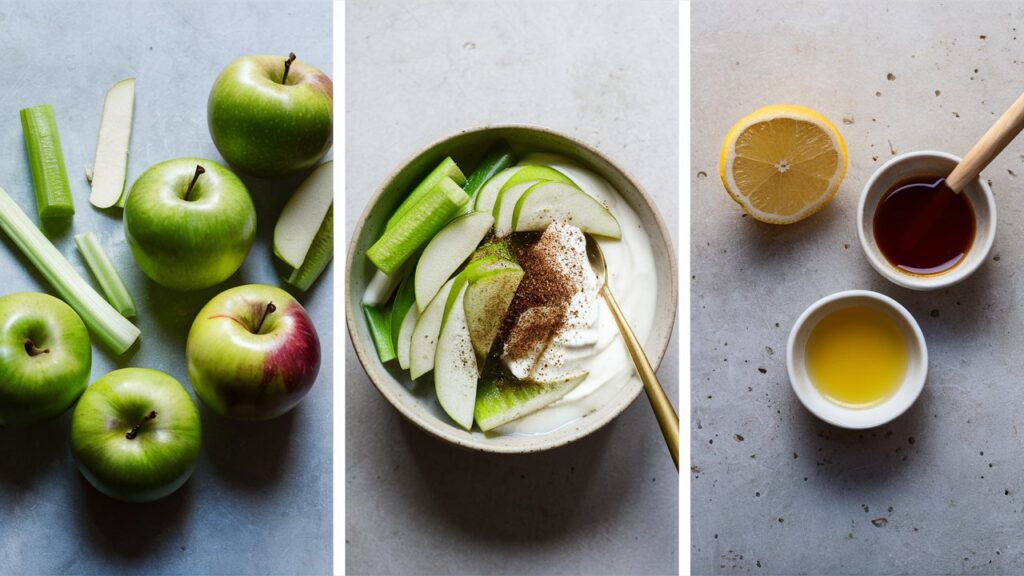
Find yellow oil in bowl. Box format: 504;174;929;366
805;306;908;408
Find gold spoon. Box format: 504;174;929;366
586;235;679;469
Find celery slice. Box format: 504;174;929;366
386;157;465;230
74;233;136;318
364;303;396;363
0;187;139;354
20;105;74;219
367;177;468;275
285;205;332;291
462;142;515;211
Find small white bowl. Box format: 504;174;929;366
787;290;928;429
857;150;996;290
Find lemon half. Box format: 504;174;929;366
719;104;848;224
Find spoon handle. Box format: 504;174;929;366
947;90;1024;193
600;286;679;470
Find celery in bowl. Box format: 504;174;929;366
345;125;677;454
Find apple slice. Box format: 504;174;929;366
275;161;333;269
91;78;135;209
464;267;523;358
492;166;577;237
435;281;478;429
474;372;588;431
409;278;455;379
473;167;518;213
512;181;621;238
414;211;493;312
396;305;419;370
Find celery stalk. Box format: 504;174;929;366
386;157;466;230
364;303;396;363
367;177;468;275
74;233;137;318
0;187;139;354
20;105;74;219
462;142;515;210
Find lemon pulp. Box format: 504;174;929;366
805;306;907;409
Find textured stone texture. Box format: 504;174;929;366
346;0;679;574
692;1;1024;574
0;1;332;574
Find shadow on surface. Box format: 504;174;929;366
75;473;193;560
200;405;297;490
0;413;70;491
400;413;628;543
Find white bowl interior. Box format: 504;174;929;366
346;125;677;453
787;290;927;429
858;151;996;290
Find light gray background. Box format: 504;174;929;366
0;1;332;574
692;1;1024;574
346;1;679;574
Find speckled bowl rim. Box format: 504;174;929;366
345;124;678;454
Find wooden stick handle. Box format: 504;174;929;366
947;90;1024;193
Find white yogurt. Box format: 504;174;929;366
492;154;658;436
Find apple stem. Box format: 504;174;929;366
126;410;158;440
255;302;277;333
23;338;49;356
184;165;205;201
282;52;297;84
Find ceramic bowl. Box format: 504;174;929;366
787;290;927;429
346;125;677;453
857;150;996;290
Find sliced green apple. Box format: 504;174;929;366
410;278;455;379
434;281;478;429
473;167;518;213
396;305;418;370
275;161;333;269
492;166;577;237
390;273;416;352
475;371;588;431
503;165;574;190
464;267;523;359
285;205;332;291
512;181;621;238
91;78;135;209
414;211;493;312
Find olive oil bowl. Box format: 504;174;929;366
787;290;928;429
858;151;996;290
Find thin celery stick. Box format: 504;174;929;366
74;233;137;318
462;142;515;210
0;187;139;354
20;105;74;219
364;303;396;362
386;157;466;230
367;177;468;275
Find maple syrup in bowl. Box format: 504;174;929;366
857;151;996;290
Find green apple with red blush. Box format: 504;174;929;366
70;368;201;503
186;284;321;420
208;53;333;178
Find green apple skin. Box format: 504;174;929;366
186;284;321;420
70;368;201;503
0;293;91;427
208;55;333;178
124;158;256;291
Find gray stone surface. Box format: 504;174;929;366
692;1;1024;574
346;1;679;574
0;1;332;574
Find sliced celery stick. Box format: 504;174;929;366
386;157;465;230
74;232;137;318
389;273;416;350
367;177;468;275
0;187;139;354
91;78;136;209
363;265;406;306
462;142;515;211
285;205;333;291
20;105;74;219
364;303;396;363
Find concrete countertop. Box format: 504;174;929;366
692;1;1024;574
346;1;679;574
0;1;332;574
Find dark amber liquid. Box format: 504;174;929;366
873;176;975;275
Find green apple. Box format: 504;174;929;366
464;267;523;358
512;181;621;238
186;284;321;420
208;53;333;178
492;166;576;236
475;372;587;431
0;292;90;427
414;211;494;311
70;368;201;503
124;158;256;291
